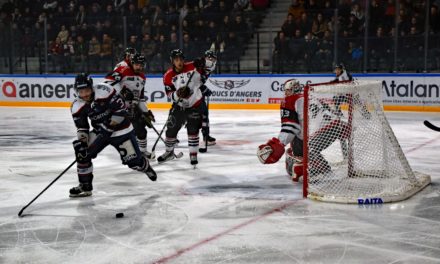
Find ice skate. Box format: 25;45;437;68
157;150;175;164
69;183;93;197
144;164;157;181
190;153;198;168
204;135;216;146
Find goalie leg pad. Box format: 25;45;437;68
257;137;285;164
285;148;303;182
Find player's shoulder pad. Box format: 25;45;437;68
93;83;116;101
184;62;196;71
163;68;176;85
71;98;86;116
282;94;303;108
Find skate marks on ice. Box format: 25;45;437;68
1;109;440;263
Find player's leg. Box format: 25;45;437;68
186;107;203;165
131;113;152;159
200;98;216;146
111;131;157;181
70;132;109;197
158;107;185;163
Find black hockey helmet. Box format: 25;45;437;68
130;53;146;66
74;73;93;91
170;49;185;62
204;50;217;60
334;63;345;70
124;47;137;56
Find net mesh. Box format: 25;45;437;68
304;80;430;203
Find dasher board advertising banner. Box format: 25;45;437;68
1;73;440;111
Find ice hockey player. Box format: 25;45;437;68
199;50;217;147
105;53;155;159
331;63;353;82
70;73;157;197
158;49;206;166
113;47;137;70
257;79;350;182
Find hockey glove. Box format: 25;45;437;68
120;87;134;101
142;110;155;128
193;57;205;69
176;86;191;99
200;85;212;97
73;140;89;163
257;137;285;164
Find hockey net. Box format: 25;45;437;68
303;80;430;203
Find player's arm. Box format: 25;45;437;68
71;100;90;142
163;72;180;102
137;87;155;127
279;97;303;146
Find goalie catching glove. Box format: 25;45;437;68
257;137;285;164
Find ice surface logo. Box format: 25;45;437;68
208;79;250;90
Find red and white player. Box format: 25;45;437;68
113;47;137;70
257;79;351;181
105;53;155;158
257;79;306;181
158;49;207;166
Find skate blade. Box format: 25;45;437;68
69;192;92;198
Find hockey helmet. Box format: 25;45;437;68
334;63;345;70
74;73;93;91
170;49;185;62
204;50;217;72
284;79;302;94
124;47;137;56
204;50;217;60
131;53;146;66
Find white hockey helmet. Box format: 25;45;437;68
284;79;302;94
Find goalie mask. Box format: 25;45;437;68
284;79;302;96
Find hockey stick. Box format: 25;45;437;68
424;120;440;132
148;122;183;159
18;160;77;217
199;95;210;153
149;70;196;158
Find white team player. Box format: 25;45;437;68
332;63;353;82
105;53;155;158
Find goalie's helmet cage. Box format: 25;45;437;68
302;80;431;203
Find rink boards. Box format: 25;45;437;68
1;73;440;111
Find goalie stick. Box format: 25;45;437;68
424;120;440;132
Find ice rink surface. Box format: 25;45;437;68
0;107;439;264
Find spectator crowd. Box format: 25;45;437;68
274;0;440;73
0;0;269;73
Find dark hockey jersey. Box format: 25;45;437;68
71;83;133;138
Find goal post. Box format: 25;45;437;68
302;80;430;204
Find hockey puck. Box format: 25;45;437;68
115;213;124;218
